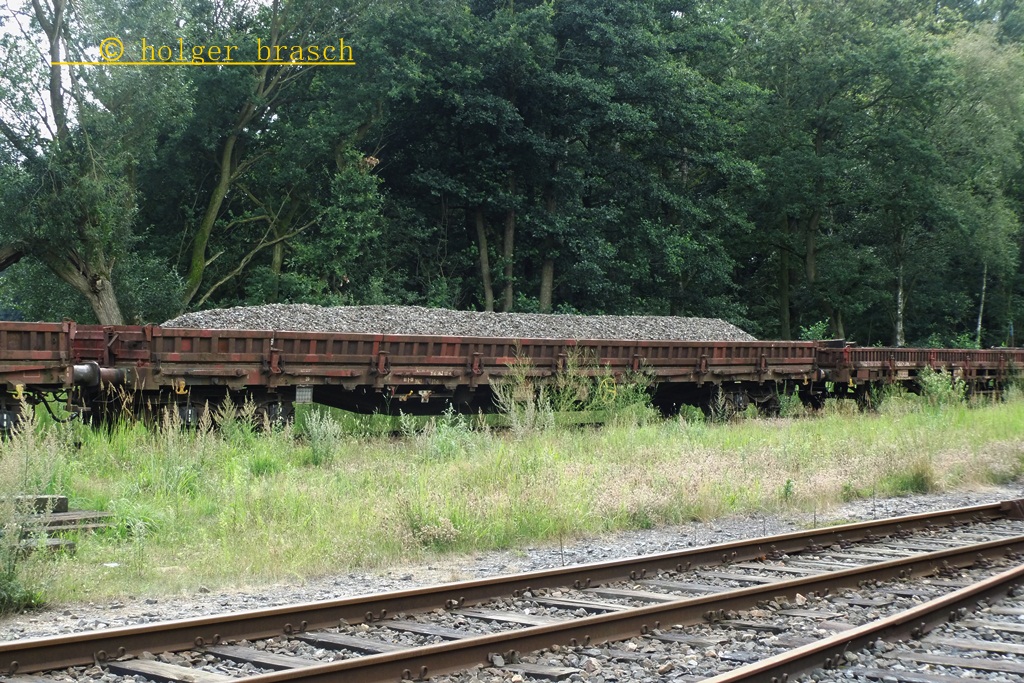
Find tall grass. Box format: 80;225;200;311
8;390;1024;606
0;405;61;611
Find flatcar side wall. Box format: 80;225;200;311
0;322;75;390
818;346;1024;388
108;327;826;411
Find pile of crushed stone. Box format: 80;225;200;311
163;304;756;341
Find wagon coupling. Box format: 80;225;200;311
70;362;128;387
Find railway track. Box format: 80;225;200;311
4;500;1024;683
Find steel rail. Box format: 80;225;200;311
701;558;1024;683
1;500;1021;675
227;534;1024;683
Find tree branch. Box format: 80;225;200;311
0;246;24;271
195;222;311;307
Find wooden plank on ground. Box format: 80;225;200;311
888;651;1024;675
106;659;233;683
775;609;843;618
773;634;817;648
385;619;470;640
648;632;728;648
729;563;821;575
604;649;650;662
880;541;959;552
501;663;580;680
830;546;910;557
294;632;407;654
886;588;942;598
989;605;1024;616
782;560;859;571
35;511;114;527
720;620;788;633
987;606;1024;618
528;597;626;613
639;579;726;594
924;636;1024;656
960;618;1024;635
452;608;559;626
846;666;973;683
836;597;893;607
584;587;681;603
821;552;903;562
697;571;780;585
205;645;314;670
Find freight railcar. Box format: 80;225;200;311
1;321;1022;430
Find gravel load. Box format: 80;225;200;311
162;304;757;341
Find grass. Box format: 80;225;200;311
5;390;1024;607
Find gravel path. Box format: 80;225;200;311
1;486;1020;643
162;304;757;341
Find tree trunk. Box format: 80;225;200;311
539;189;556;313
539;258;555;313
501;176;516;311
40;251;124;325
0;246;23;271
183;134;238;306
976;261;987;348
895;264;906;347
805;207;821;285
270;239;285;303
831;307;845;340
475;208;494;312
778;219;793;339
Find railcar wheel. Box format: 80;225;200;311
704;385;751;420
256;399;295;428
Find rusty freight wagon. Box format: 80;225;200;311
1;320;1022;429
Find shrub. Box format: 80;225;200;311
917;367;966;408
419;406;473;462
777;391;805;418
299;409;345;466
799;320;831;341
677;404;706;424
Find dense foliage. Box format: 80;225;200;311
1;0;1022;346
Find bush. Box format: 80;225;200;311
799;320;830;341
677;404;706;424
917;367;966;408
299;409;345;466
777;391;805;418
419;406;473;462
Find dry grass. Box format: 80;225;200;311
8;397;1024;605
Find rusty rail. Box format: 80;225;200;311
701;560;1024;683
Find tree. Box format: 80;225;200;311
0;0;141;323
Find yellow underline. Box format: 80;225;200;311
51;60;356;66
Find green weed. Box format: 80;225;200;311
917;367;967;408
777;391;805;418
299;408;344;466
